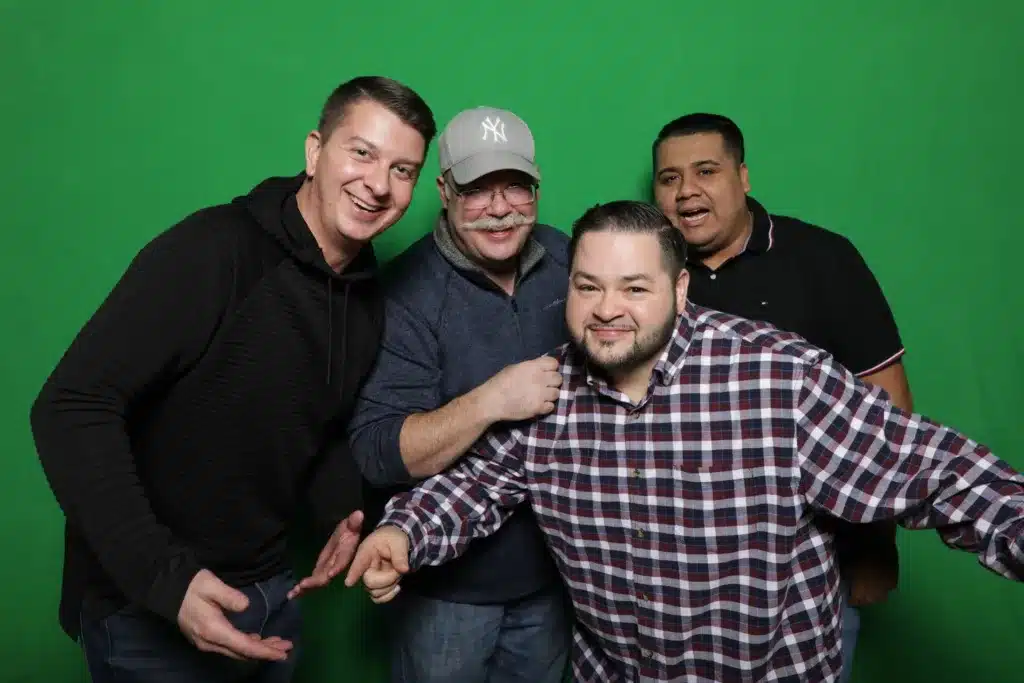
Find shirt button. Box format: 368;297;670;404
641;649;652;659
632;468;641;478
635;528;645;538
709;273;717;280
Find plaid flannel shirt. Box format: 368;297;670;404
380;303;1024;681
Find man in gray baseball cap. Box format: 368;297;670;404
348;105;572;683
439;105;541;185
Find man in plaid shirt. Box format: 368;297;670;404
343;200;1024;681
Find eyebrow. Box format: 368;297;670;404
347;135;378;152
657;158;722;174
574;272;654;283
346;136;422;168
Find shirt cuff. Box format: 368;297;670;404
379;508;430;571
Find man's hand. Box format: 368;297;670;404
343;525;410;604
848;557;898;606
484;355;562;422
846;522;899;607
288;510;364;600
177;569;292;661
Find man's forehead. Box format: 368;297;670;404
657;132;728;163
333;101;425;161
574;232;663;273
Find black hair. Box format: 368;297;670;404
569;200;688;278
652;112;745;169
317;76;437;149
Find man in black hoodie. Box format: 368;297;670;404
29;75;436;683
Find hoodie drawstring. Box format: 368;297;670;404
326;276;333;384
325;275;351;386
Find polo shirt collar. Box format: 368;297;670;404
743;195;775;254
685;195;775;267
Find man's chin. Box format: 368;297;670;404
338;214;396;243
678;227;717;250
582;346;632;374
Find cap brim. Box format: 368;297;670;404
449;151;541;185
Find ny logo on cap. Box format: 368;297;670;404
481;116;507;143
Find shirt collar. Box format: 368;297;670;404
652;301;698;385
685;195;775;266
743;195;775;254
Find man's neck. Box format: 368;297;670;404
700;209;753;271
296;180;359;273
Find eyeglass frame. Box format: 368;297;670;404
444;179;539;212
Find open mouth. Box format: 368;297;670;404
483;227;517;239
678;208;710;227
348;193;386;216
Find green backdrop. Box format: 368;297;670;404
2;1;1022;681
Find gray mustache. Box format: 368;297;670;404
462;213;533;232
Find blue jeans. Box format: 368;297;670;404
390;587;571;683
837;580;860;683
80;571;301;683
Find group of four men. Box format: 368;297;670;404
30;75;1024;683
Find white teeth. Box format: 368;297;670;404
351;196;382;212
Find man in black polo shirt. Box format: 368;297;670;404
650;112;914;683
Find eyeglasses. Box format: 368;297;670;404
450;183;537;212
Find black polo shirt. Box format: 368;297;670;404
687;196;905;378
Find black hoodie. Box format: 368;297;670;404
30;173;383;640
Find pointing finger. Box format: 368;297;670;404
344;546;375;587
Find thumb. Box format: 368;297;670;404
204;576;249;613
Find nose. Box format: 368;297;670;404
486;189;512;218
365;162;390;200
592;291;622;322
676;172;700;201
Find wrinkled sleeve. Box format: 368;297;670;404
797;355;1024;580
378;425;529;570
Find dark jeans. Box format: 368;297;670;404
80;571;301;683
838;578;860;683
390;585;571;683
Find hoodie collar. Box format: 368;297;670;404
283;191;377;281
239;172;377;282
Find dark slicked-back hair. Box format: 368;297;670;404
317;76;437;149
652;112;745;169
569;200;688;278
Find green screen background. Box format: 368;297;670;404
2;1;1021;681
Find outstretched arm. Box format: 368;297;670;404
797;355;1024;580
379;425;531;570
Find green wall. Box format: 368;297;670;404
2;1;1022;681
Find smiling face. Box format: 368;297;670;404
653;131;751;262
439;169;539;274
301;97;427;266
566;229;688;386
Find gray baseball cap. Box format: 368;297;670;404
438;106;540;186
